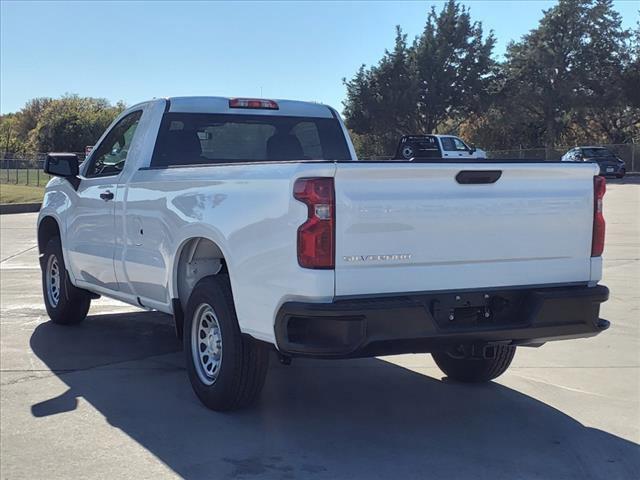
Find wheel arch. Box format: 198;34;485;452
37;216;61;255
172;236;229;312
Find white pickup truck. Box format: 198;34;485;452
394;134;487;160
38;96;610;411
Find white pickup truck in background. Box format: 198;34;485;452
38;96;609;411
394;134;487;160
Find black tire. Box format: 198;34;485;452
41;236;91;325
184;275;269;411
432;344;516;383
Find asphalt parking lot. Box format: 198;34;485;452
1;179;639;479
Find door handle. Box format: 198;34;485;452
456;170;502;184
100;191;114;201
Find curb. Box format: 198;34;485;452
0;203;41;215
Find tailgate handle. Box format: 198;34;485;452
456;170;502;185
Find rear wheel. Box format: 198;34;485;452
41;236;91;325
432;344;516;383
184;275;269;411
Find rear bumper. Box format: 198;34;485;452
275;285;609;358
598;164;625;176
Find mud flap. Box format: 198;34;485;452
172;298;184;342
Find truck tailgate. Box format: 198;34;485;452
334;162;598;297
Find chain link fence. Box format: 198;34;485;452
486;143;639;172
364;143;639;169
1;153;86;187
0;144;637;187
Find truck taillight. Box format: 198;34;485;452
293;178;335;269
229;98;279;110
592;176;606;257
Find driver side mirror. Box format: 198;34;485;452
44;153;80;189
469;144;477;154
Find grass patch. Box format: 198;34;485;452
0;184;45;204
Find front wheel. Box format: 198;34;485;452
41;236;91;324
184;275;269;411
432;344;516;383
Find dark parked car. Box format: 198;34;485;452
561;146;626;178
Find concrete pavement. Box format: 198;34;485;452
1;181;639;479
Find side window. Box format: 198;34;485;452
453;138;469;151
441;137;456;151
85;111;142;177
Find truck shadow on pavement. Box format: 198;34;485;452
30;311;640;479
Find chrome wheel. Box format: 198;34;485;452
46;254;61;308
191;303;223;385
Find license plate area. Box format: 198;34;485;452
427;291;528;330
606;167;614;172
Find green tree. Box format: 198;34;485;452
0;98;53;155
343;0;495;157
414;0;495;133
0;114;25;156
15;97;53;140
622;17;640;110
501;0;634;149
343;27;420;156
28;95;125;153
570;0;637;144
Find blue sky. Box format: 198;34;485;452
1;1;638;114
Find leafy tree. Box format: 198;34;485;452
0;114;25;156
459;106;545;151
28;95;125;153
0;95;125;155
16;98;53;140
343;0;495;156
343;27;420;155
414;0;496;133
570;0;637;144
0;98;53;155
501;0;635;149
461;0;638;151
622;17;640;109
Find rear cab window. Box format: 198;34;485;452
151;113;351;167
